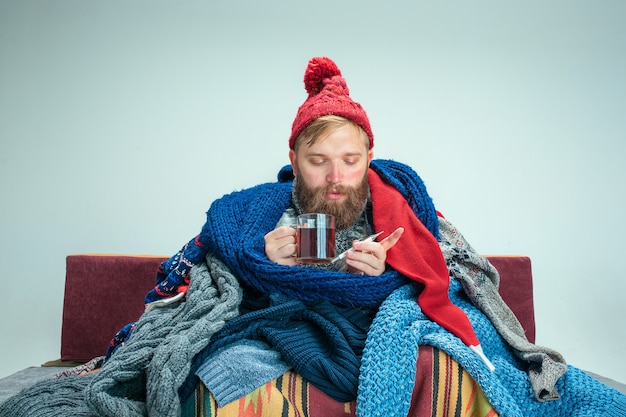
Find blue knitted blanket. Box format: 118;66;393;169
357;279;626;417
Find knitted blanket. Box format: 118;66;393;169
358;278;626;416
2;159;625;417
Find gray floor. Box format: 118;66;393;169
0;366;61;404
1;366;625;406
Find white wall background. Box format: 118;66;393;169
1;1;624;384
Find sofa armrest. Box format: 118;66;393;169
485;255;536;343
60;254;536;362
60;254;167;362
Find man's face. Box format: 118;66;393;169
290;124;373;229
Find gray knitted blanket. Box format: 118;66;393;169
0;253;242;417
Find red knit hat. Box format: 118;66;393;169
289;57;374;149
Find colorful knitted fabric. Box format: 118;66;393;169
141;158;555;396
150;159;481;363
179;346;499;417
144;236;202;303
105;322;135;359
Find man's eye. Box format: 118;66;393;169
310;159;325;165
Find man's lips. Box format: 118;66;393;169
326;190;344;200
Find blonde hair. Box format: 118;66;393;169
294;115;370;152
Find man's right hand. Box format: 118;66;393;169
264;226;297;266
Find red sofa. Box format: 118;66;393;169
60;254;536;363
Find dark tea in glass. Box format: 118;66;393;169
296;213;336;264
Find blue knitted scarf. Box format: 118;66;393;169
146;159;439;309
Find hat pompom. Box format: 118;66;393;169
304;57;342;97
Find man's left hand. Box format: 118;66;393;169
345;227;404;276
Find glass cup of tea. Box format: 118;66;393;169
295;213;336;264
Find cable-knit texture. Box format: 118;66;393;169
145;159;437;307
91;253;241;417
0;374;99;417
0;253;242;417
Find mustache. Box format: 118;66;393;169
323;184;350;194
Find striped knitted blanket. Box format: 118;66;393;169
180;346;498;417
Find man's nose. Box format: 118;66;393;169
327;163;342;184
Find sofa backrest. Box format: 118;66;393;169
60;254;535;363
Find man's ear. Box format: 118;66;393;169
289;149;297;176
367;149;374;164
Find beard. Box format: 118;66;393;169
294;172;370;230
